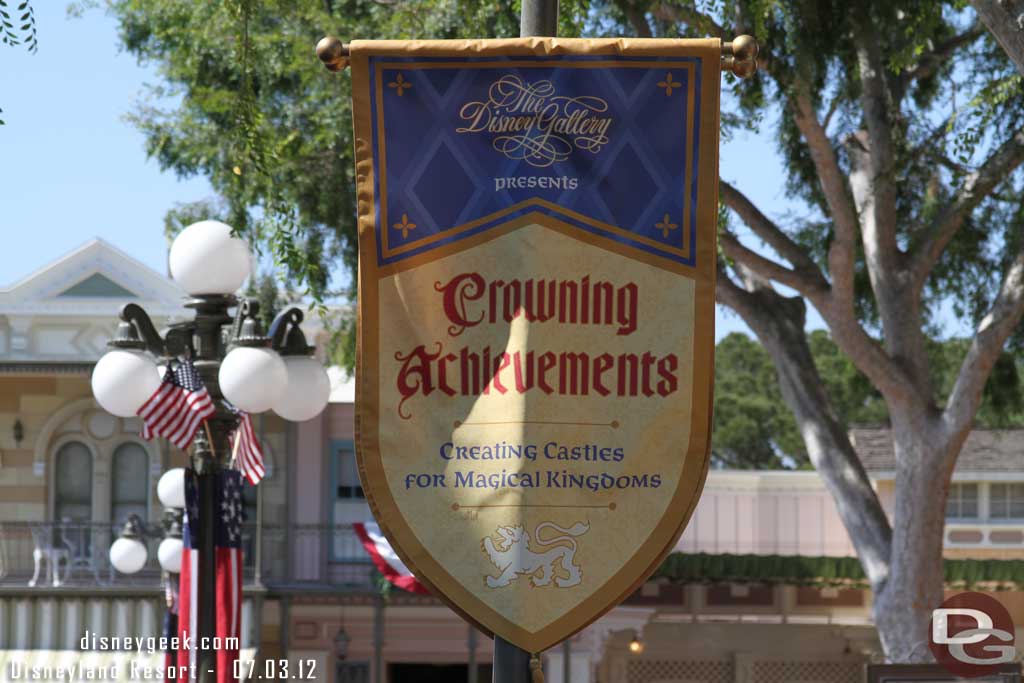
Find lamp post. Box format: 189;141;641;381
93;221;331;683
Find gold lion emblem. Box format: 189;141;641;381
481;521;590;589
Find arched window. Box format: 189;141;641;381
55;441;93;523
111;443;149;527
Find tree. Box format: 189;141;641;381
103;0;1024;661
100;0;589;301
700;0;1024;661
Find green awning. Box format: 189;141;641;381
654;553;1024;590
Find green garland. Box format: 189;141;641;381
654;553;1024;591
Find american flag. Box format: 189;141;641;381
139;360;216;450
229;408;265;486
178;469;243;683
353;522;429;595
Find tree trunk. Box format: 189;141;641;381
871;411;953;661
971;0;1024;76
717;273;893;588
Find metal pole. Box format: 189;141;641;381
520;0;558;38
468;626;478;683
493;3;559;681
189;295;236;683
562;640;570;683
493;636;531;683
373;596;384;683
196;468;218;683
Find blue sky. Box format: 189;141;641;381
0;4;212;283
0;4;820;340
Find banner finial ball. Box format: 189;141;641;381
316;36;348;71
732;35;758;62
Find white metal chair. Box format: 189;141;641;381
58;521;106;585
28;524;70;587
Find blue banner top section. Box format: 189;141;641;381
368;54;703;267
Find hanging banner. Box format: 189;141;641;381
351;37;719;653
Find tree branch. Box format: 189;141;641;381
651;1;726;38
719;180;828;283
791;89;860;304
969;0;1024;76
944;244;1024;436
719;231;828;296
614;0;653;37
900;23;985;86
910;127;1024;289
820;295;925;405
910;111;957;164
851;14;901;271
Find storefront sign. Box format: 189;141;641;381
350;38;720;653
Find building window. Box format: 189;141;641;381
111;443;149;527
55;441;93;523
990;483;1024;519
946;483;979;519
333;442;364;500
330;440;366;561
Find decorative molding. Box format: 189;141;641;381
0;362;94;375
33;397;101;469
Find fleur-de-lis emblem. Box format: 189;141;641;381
657;72;680;96
388;73;412;96
393;213;416;239
655;213;678;238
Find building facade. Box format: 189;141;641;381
1;241;1023;682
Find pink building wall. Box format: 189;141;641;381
676;472;856;557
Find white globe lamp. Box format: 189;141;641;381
109;534;148;575
157;468;187;509
158;537;184;573
92;349;162;418
273;356;331;422
169;220;252;295
219;346;287;413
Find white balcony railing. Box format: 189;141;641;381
0;522;373;590
945;521;1024;548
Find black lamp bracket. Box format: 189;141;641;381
269;307;315;356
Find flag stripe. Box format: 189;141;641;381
169;398;211;449
142;386;182;431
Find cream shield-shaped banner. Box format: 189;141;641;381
350;38;719;653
